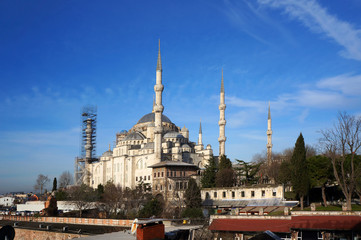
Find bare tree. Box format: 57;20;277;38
320;112;361;210
68;184;95;217
101;182;125;217
34;174;50;195
59;171;73;188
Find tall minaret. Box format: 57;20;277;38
154;40;164;162
198;119;203;146
267;101;273;165
218;70;226;156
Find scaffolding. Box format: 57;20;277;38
74;105;98;186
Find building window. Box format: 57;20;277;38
167;172;169;177
184;182;188;189
160;185;163;190
169;184;172;190
174;171;176;177
180;182;183;189
161;172;164;177
176;182;179;189
214;192;217;198
140;176;142;181
136;177;138;181
206;192;210;199
183;171;186;176
144;176;146;180
273;190;277;197
232;191;235;198
155;185;158;190
148;175;150;180
241;191;245;197
170;171;173;177
158;172;160;177
154;173;156;178
262;190;265;197
251;191;255;197
223;192;226;198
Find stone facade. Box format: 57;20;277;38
81;44;224;202
201;185;284;201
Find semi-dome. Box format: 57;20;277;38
164;131;184;139
123;132;145;141
137;113;172;124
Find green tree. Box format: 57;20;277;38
215;155;235;187
235;159;261;185
307;155;333;206
96;184;104;201
201;156;217;188
183;178;203;219
52;177;57;192
138;198;163;218
218;155;232;170
184;178;202;208
277;160;292;184
320;112;361;210
290;133;309;210
54;189;68;201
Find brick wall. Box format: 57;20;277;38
2;216;132;227
14;228;82;240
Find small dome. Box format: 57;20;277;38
137;113;172;124
164;131;184;139
182;144;191;149
119;130;127;134
102;150;113;157
123;132;145;141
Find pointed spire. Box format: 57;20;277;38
152;95;155;113
156;39;162;71
221;69;224;93
268;101;271;120
199;119;202;134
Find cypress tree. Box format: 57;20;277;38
290;133;309;210
52;177;57;192
201;156;217;188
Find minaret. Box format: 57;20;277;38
267;101;273;165
218;70;226;156
198;119;203;146
84;118;94;185
154;40;164;162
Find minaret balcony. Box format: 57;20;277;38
218;119;226;125
154;84;164;92
218;136;226;142
153;105;164;113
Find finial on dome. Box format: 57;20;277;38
156;39;162;71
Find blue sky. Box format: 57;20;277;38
1;0;361;194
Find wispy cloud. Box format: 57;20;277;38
317;73;361;96
258;0;361;61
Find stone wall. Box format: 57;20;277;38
14;228;82;240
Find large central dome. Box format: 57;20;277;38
137;113;172;124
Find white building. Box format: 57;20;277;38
80;43;227;194
0;197;15;207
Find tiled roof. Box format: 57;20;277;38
209;216;361;233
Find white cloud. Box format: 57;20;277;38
258;0;361;61
317;73;361;96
